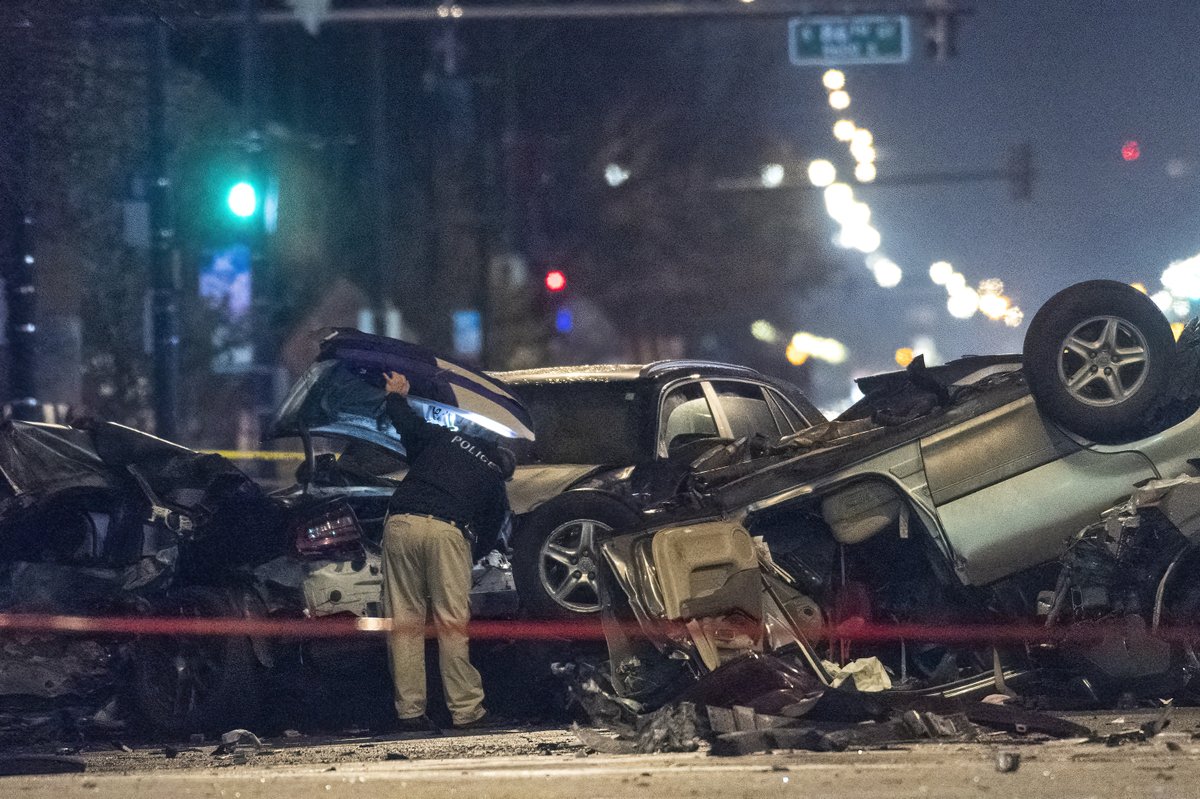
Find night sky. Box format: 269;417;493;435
774;0;1200;405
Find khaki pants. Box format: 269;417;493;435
381;514;486;726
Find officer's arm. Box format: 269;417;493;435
472;488;509;558
383;375;436;458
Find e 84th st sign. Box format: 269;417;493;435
789;15;911;66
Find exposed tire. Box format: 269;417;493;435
512;492;640;619
1023;280;1175;444
130;586;262;741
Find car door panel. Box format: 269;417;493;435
935;447;1156;585
921;396;1081;506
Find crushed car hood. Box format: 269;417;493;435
269;330;535;451
0;420;194;496
507;464;605;515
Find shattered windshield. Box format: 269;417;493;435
508;382;650;466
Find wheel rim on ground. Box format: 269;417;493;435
1056;315;1150;407
538;518;612;614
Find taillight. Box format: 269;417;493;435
292;499;363;557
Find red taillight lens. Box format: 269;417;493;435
292;500;363;557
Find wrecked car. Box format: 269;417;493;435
0;419;289;741
590;280;1200;709
0;336;543;740
271;330;824;618
0;330;820;739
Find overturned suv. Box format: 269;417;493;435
589;281;1200;706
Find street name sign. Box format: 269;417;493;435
789;15;911;66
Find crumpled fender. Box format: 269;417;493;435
506;464;609;515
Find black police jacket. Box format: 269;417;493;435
384;393;509;557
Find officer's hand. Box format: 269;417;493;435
383;371;410;397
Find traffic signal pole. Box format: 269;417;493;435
147;18;180;439
0;39;38;422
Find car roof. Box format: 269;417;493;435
490;360;767;385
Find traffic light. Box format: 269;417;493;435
226;180;259;218
544;269;567;292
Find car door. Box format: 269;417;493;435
921;395;1157;585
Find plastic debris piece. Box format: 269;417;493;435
213;728;264;756
820;657;893;692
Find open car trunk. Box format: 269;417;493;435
269;330;535;456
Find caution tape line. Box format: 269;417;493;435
201;450;307;461
0;612;1193;646
0;613;604;641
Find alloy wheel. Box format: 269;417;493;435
538;518;612;614
1056;315;1150;407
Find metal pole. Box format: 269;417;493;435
240;0;275;447
241;0;262;134
2;39;37;422
147;18;180;439
370;16;390;336
5;207;37;422
109;1;974;26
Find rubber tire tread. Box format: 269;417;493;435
130;586;262;740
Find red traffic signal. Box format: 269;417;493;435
544;269;567;292
1121;140;1140;162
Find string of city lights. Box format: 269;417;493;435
757;67;1031;368
784;66;1200;370
813;67;1025;328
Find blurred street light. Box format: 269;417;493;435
872;257;902;287
1162;253;1200;300
833;119;856;141
822;69;846;91
807;159;836;187
947;287;980;319
604;163;630;187
823;182;855;217
854;162;877;182
929;261;953;284
760;163;785;188
828;90;850;110
790;331;847;364
751;319;780;343
978;291;1009;320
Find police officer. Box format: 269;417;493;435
380;370;514;731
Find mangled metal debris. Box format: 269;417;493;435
568;458;1200;752
562;651;1093;756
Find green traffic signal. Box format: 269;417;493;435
226;181;258;218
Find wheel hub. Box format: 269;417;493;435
1057;314;1149;408
538;518;612;614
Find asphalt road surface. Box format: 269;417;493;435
4;707;1200;798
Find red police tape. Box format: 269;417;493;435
0;611;1193;646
